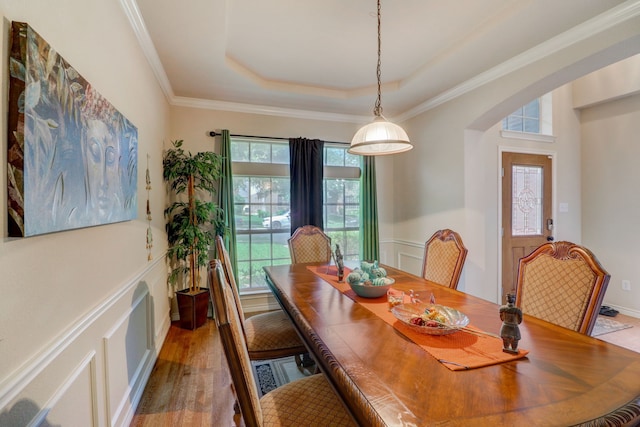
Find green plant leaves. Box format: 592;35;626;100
163;140;225;292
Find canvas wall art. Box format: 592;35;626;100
7;22;138;237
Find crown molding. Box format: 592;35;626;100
119;0;174;101
124;0;640;124
171;96;367;123
396;0;640;122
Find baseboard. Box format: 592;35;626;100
241;291;281;314
606;305;640;319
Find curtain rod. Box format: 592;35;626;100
208;131;348;146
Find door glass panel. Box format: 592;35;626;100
512;165;543;236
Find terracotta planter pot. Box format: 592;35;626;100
176;288;210;330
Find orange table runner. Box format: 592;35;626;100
307;265;529;371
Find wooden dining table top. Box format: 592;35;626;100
263;263;640;427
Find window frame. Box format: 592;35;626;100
501;93;554;142
230;138;361;294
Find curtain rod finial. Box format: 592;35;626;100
209;131;218;137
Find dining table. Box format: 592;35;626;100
263;262;640;427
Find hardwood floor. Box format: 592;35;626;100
595;312;640;353
129;320;236;427
130;313;639;426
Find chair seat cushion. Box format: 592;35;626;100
245;310;306;359
260;374;356;426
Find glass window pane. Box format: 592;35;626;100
325;147;344;166
512;165;543;236
507;116;523;132
250;142;271;163
272;144;289;164
233;176;250;204
345;180;359;200
501;96;550;135
524;99;539;118
250;262;268;288
345;152;360;167
231;141;249;162
272;178;290;204
250;234;272;260
272;232;290;260
524;118;539;133
236;260;251;291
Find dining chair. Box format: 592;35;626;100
209;259;357;427
288;225;332;264
215;236;307;362
514;241;610;335
421;229;468;289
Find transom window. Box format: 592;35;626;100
231;138;361;293
502;93;553;137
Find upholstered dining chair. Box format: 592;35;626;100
215;236;307;362
209;259;357;427
421;229;468;289
288;225;332;264
515;241;610;335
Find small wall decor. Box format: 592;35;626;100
146;154;153;260
7;22;138;237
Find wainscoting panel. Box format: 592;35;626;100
0;257;169;427
397;252;423;276
41;352;97;427
104;289;152;427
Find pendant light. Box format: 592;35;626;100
348;0;412;156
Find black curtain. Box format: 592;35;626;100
289;138;324;233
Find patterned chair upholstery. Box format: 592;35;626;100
515;241;610;335
209;259;356;427
288;225;332;264
422;229;468;289
215;236;306;361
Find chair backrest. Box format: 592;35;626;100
515;241;610;335
288;225;332;264
421;229;468;289
215;235;246;326
209;259;263;427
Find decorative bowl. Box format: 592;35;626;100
391;303;469;335
348;278;395;298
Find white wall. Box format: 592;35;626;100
577;55;640;316
385;11;640;307
0;1;170;426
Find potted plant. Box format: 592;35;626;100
163;139;224;329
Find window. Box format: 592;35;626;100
502;93;553;137
231;138;361;293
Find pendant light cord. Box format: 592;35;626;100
374;0;383;118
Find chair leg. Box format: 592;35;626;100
298;352;315;368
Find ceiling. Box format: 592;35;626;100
126;0;630;122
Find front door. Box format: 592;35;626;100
501;152;553;303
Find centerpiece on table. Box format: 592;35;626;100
346;261;394;298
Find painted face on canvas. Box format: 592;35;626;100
82;118;122;219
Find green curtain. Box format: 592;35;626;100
360;155;379;261
218;130;238;280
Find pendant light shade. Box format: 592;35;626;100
349;116;412;156
349;0;412;156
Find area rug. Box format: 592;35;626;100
251;356;314;397
591;315;633;337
